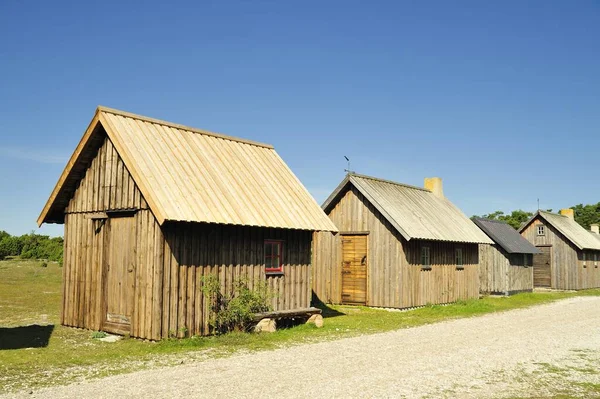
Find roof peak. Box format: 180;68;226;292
97;106;274;149
348;172;430;193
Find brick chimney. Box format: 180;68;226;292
560;208;575;220
424;177;444;199
591;224;599;234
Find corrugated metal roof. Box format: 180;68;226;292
589;231;600;244
473;218;540;254
520;211;600;250
39;107;338;232
322;173;493;244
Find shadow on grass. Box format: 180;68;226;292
0;324;54;350
311;292;346;319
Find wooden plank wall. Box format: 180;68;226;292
506;253;534;294
521;217;600;289
313;186;480;308
62;135;154;334
479;244;506;294
479;244;533;295
63;134;313;339
161;224;312;338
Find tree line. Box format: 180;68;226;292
0;231;64;263
473;202;600;231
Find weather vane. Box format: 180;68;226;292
344;156;354;174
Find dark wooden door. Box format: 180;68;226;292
103;216;136;335
341;235;367;305
533;246;551;288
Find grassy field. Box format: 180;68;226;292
1;259;600;395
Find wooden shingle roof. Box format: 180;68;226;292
38;106;338;232
322;173;493;244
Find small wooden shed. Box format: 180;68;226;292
312;173;492;308
473;218;540;295
38;106;337;339
519;209;600;290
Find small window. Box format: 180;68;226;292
421;246;431;269
537;225;545;236
455;248;463;269
264;240;283;273
523;253;531;267
583;252;587;267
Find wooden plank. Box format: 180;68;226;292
162;228;172;339
85;212;108;220
152;217;164;340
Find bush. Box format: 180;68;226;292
0;231;63;262
40;262;48;268
0;235;24;260
201;275;272;334
90;331;107;339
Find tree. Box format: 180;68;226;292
572;203;600;230
0;235;24;260
473;210;533;230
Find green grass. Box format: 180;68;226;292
1;259;600;394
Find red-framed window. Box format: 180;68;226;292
264;240;283;273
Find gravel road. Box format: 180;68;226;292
7;296;600;399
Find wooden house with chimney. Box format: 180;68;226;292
519;209;600;290
38;106;337;340
312;173;492;308
473;218;540;295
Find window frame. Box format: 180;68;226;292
583;251;587;267
537;225;545;236
264;240;284;274
421;246;431;270
455;248;464;270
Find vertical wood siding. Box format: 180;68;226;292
313;187;479;308
521;216;600;289
63;135;312;339
479;244;533;295
161;224;312;338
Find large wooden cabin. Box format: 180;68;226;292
38;106;337;340
312;174;492;308
519;209;600;290
473;218;540;295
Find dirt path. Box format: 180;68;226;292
7;297;600;398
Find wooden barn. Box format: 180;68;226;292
473;218;540;296
37;106;337;340
519;209;600;290
312;173;492;308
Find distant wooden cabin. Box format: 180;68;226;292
312;174;492;308
38;106;337;340
473;218;540;296
519;209;600;290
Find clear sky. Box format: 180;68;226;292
1;1;599;237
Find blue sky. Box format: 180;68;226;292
1;1;599;237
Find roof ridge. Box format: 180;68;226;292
349;172;430;192
97;106;274;149
473;217;507;224
539;209;566;218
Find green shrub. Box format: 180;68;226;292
91;331;108;339
0;232;63;263
201;275;272;334
40;262;48;268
